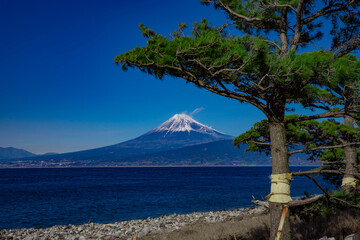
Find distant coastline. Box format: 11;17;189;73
0;164;319;169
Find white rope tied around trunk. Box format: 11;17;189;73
341;177;358;188
268;173;293;203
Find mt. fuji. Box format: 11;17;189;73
2;114;238;167
149;113;229;137
125;113;233;151
0;113;313;167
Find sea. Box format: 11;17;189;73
0;166;332;230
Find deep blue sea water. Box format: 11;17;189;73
0;167;332;230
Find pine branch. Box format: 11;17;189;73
290;170;360;208
263;40;281;51
217;0;263;22
333;196;360;209
254;194;327;208
208;0;281;28
217;22;234;32
291;175;360;209
289;142;360;155
253;141;271;146
285;111;346;124
306;103;332;111
172;64;271;117
267;3;297;13
292;169;360;177
287;194;325;207
303;0;357;25
290;0;305;51
301;174;331;199
334;37;360;59
292;169;342;176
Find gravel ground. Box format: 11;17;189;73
0;206;266;240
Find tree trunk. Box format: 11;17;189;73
269;120;291;240
342;115;358;191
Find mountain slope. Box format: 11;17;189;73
1;114;233;165
108;140;313;166
115;140;271;166
0;147;36;160
119;113;233;151
0;140;313;167
0;114;313;167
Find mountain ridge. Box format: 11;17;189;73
0;147;36;160
0;114;235;166
148;113;229;137
0;114;314;167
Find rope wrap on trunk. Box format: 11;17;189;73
341;177;358;188
268;173;293;203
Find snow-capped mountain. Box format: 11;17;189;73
3;113;234;166
122;113;233;150
147;113;229;138
1;113;313;167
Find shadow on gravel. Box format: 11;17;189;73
142;211;270;240
142;209;360;240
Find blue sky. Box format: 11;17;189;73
0;0;331;154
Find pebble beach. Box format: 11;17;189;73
0;206;266;240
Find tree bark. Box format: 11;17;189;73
342;115;359;191
269;120;291;240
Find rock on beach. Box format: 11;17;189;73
0;206;266;240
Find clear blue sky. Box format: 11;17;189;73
0;0;329;154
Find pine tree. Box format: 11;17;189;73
234;116;360;182
234;55;360;193
320;54;360;191
115;1;360;239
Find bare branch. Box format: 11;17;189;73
334;37;360;59
302;174;331;199
288;194;324;207
252;199;269;208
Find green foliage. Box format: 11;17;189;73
201;0;299;35
116;0;360;121
333;55;360;82
290;193;329;219
139;23;155;38
116;20;270;80
116;0;360;109
293;190;360;219
116;2;360;193
234;115;360;164
116;20;354;109
330;190;360;213
233;119;270;153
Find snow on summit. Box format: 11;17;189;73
150;113;228;137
